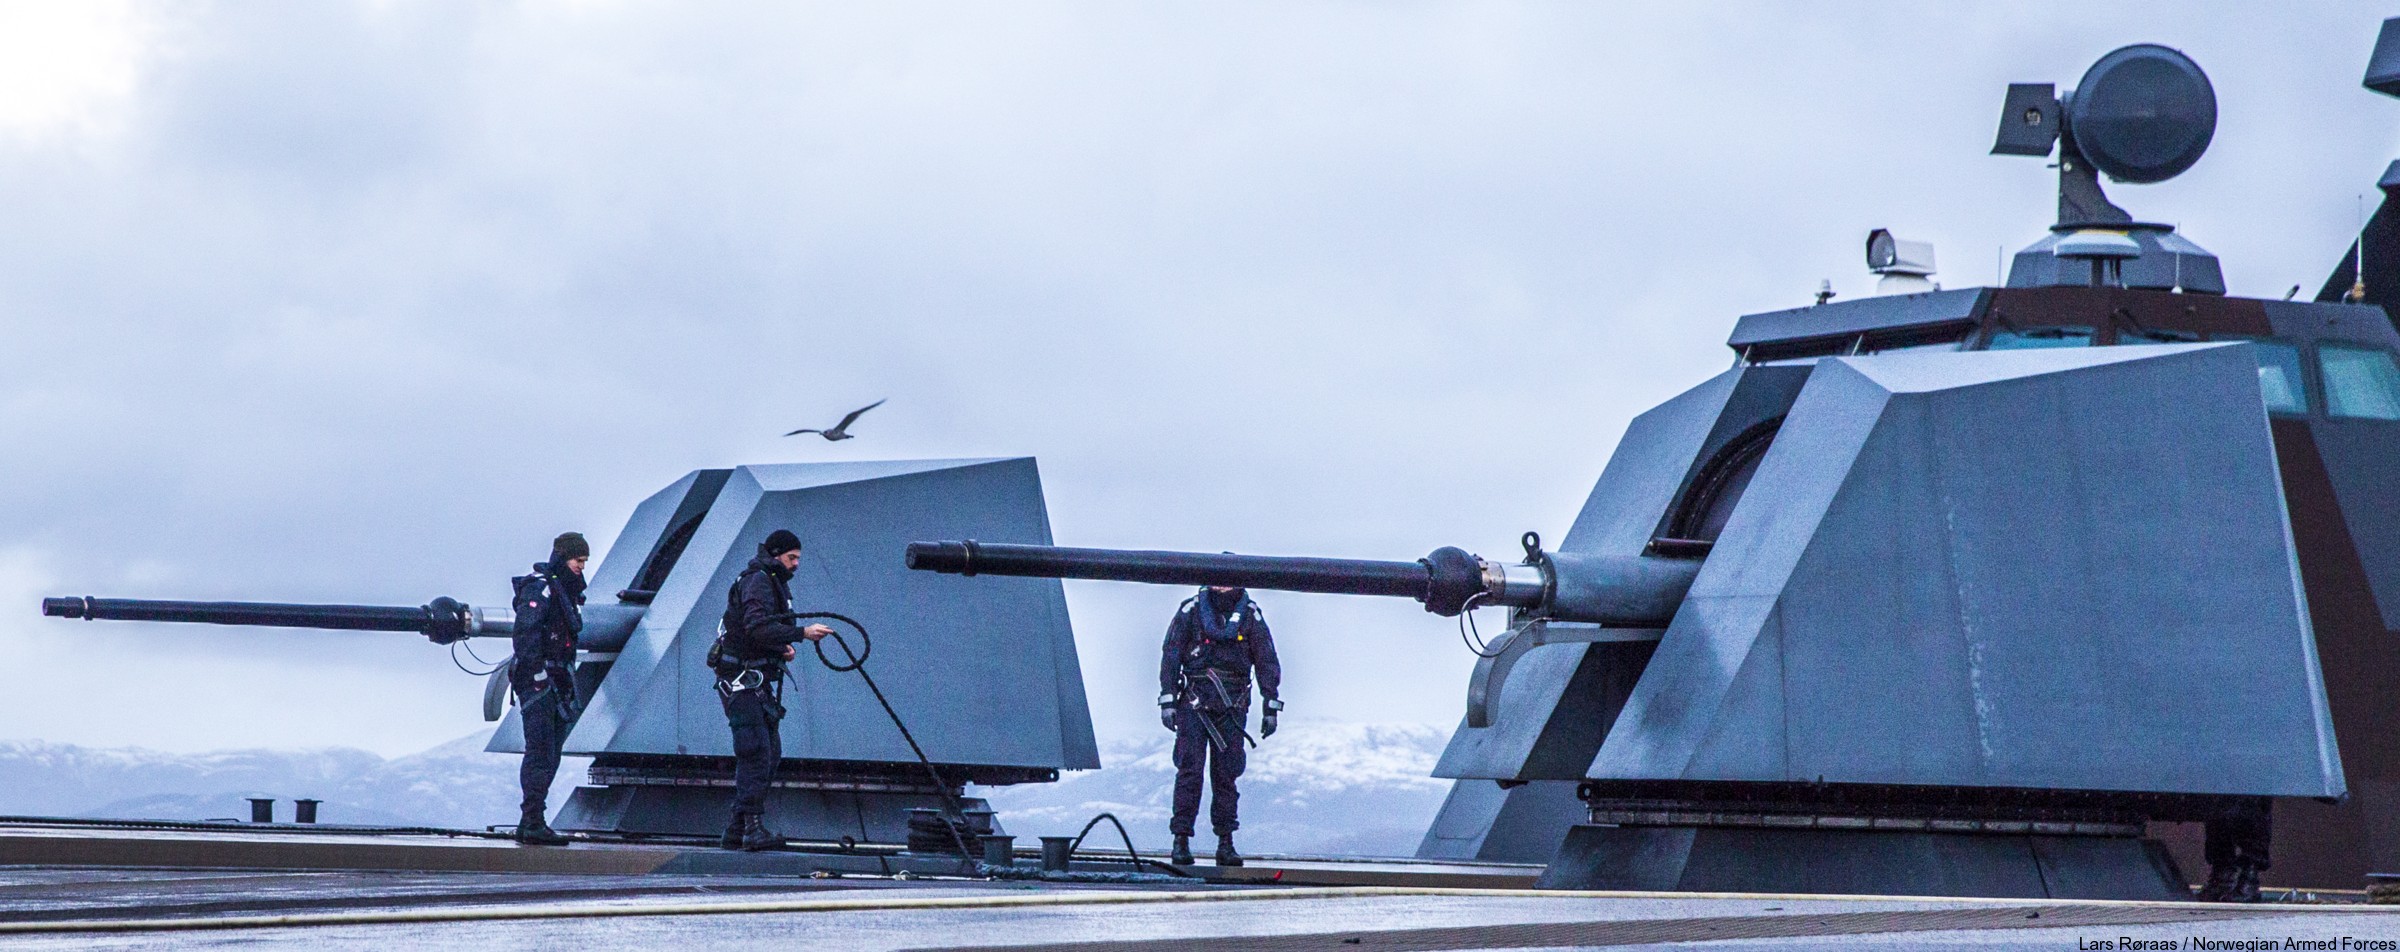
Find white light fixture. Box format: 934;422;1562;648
1867;229;1938;295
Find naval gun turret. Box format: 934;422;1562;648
907;40;2400;899
44;458;1100;845
912;338;2344;900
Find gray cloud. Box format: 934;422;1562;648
1;1;2392;754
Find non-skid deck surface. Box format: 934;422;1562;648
0;877;2391;951
0;821;1543;888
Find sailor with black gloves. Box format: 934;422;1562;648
1158;584;1282;867
713;529;834;851
509;531;590;846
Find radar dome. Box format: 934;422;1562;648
2067;44;2216;184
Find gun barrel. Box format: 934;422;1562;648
43;597;426;630
42;595;487;643
906;540;1701;626
906;540;1535;618
904;541;1433;598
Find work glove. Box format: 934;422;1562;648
1159;692;1178;732
1260;698;1283;739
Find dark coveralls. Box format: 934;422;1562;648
717;556;809;819
1160;588;1280;838
510;562;585;818
2205;796;2272;874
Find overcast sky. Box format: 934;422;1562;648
1;1;2394;757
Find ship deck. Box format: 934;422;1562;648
0;820;2392;950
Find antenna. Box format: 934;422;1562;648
2351;193;2370;303
2342;18;2400;304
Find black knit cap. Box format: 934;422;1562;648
551;531;590;561
760;529;802;557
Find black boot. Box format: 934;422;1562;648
1169;834;1193;866
1214;834;1242;867
2197;864;2237;901
516;810;570;846
2231;866;2262;902
720;813;746;850
2198;863;2262;903
739;812;787;852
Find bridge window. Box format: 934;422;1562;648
1862;336;1966;355
2320;345;2400;420
1987;326;2094;349
2231;339;2310;416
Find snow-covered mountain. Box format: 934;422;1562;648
0;721;1458;854
0;732;547;829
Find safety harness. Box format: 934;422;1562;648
511;566;583;707
711;563;793;704
1174;594;1260;751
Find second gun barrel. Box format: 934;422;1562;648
904;541;1434;599
908;540;1702;625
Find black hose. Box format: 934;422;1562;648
1065;812;1188;877
450;639;508;677
804;612;869;672
783;613;1178;878
787;612;978;869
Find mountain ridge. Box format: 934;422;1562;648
0;721;1457;854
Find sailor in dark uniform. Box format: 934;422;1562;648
713;529;833;850
510;531;589;846
1158;584;1282;867
2199;798;2271;902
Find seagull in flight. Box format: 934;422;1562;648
786;399;885;441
